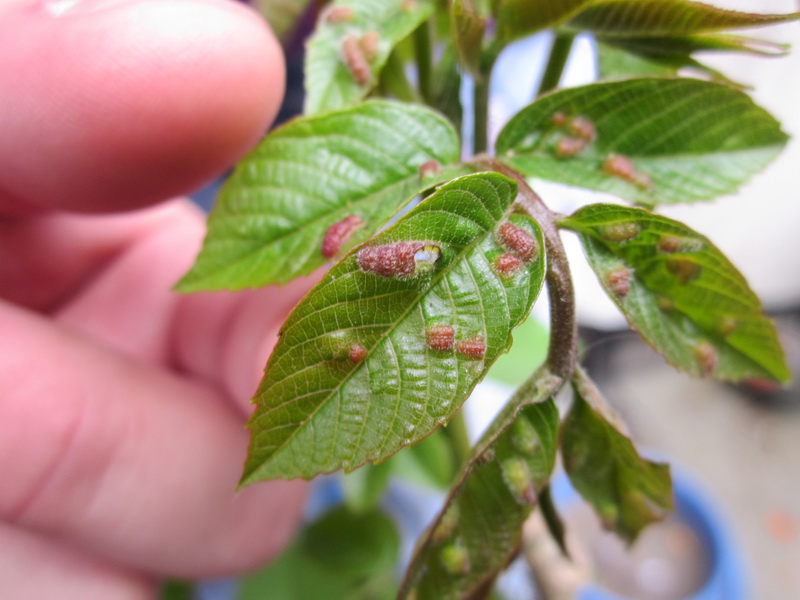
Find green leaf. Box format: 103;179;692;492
597;33;789;82
451;0;486;77
566;0;799;38
429;46;464;135
600;32;791;58
159;580;193;600
304;0;434;115
539;485;569;558
494;0;595;42
251;0;312;42
562;369;673;543
177;101;461;291
242;172;546;482
560;204;789;382
342;460;395;512
301;506;399;577
495;78;788;206
398;397;560;598
597;41;678;79
239;506;399;600
392;428;458;490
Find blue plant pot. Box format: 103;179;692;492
551;470;749;600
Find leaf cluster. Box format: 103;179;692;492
179;1;796;598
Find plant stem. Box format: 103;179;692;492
413;21;433;104
444;410;473;467
473;74;491;155
380;50;419;103
536;33;576;97
473;158;578;380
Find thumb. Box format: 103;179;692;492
0;0;284;214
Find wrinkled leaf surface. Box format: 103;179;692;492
562;370;673;542
398;397;560;599
496;78;787;206
567;0;799;38
178;101;461;291
305;0;434;114
243;173;546;482
561;204;789;382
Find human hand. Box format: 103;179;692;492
0;1;312;597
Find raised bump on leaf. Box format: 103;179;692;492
555;137;588;158
601;223;640;243
342;34;371;85
497;222;537;262
605;266;632;298
494;253;523;278
321;214;364;258
454;337;486;360
356;241;440;278
568;116;595;142
426;324;455;351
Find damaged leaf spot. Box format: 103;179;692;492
321;214;364;258
357;242;440;278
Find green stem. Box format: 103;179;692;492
380;50;419;103
536;33;576;97
473;75;491;155
413;22;433;104
444;410;472;467
473;158;578;380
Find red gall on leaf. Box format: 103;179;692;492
605;266;631;298
568;116;596;142
342;35;371;85
659;235;682;254
455;337;486;360
348;344;368;363
602;154;651;189
321;214;364;258
359;31;380;62
555;137;587;158
418;159;442;179
324;6;354;24
401;0;417;10
550;112;567;127
426;324;455;351
497;222;537;262
495;253;523;278
666;257;701;284
601;222;640;243
357;242;440;278
693;341;718;376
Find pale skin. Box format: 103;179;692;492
0;1;313;597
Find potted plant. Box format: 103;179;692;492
175;1;798;598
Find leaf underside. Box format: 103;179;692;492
398;398;560;599
304;0;434;115
561;204;789;383
242;172;547;483
496;78;787;207
177;101;462;291
596;33;789;83
495;0;595;42
562;371;673;543
566;0;799;38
